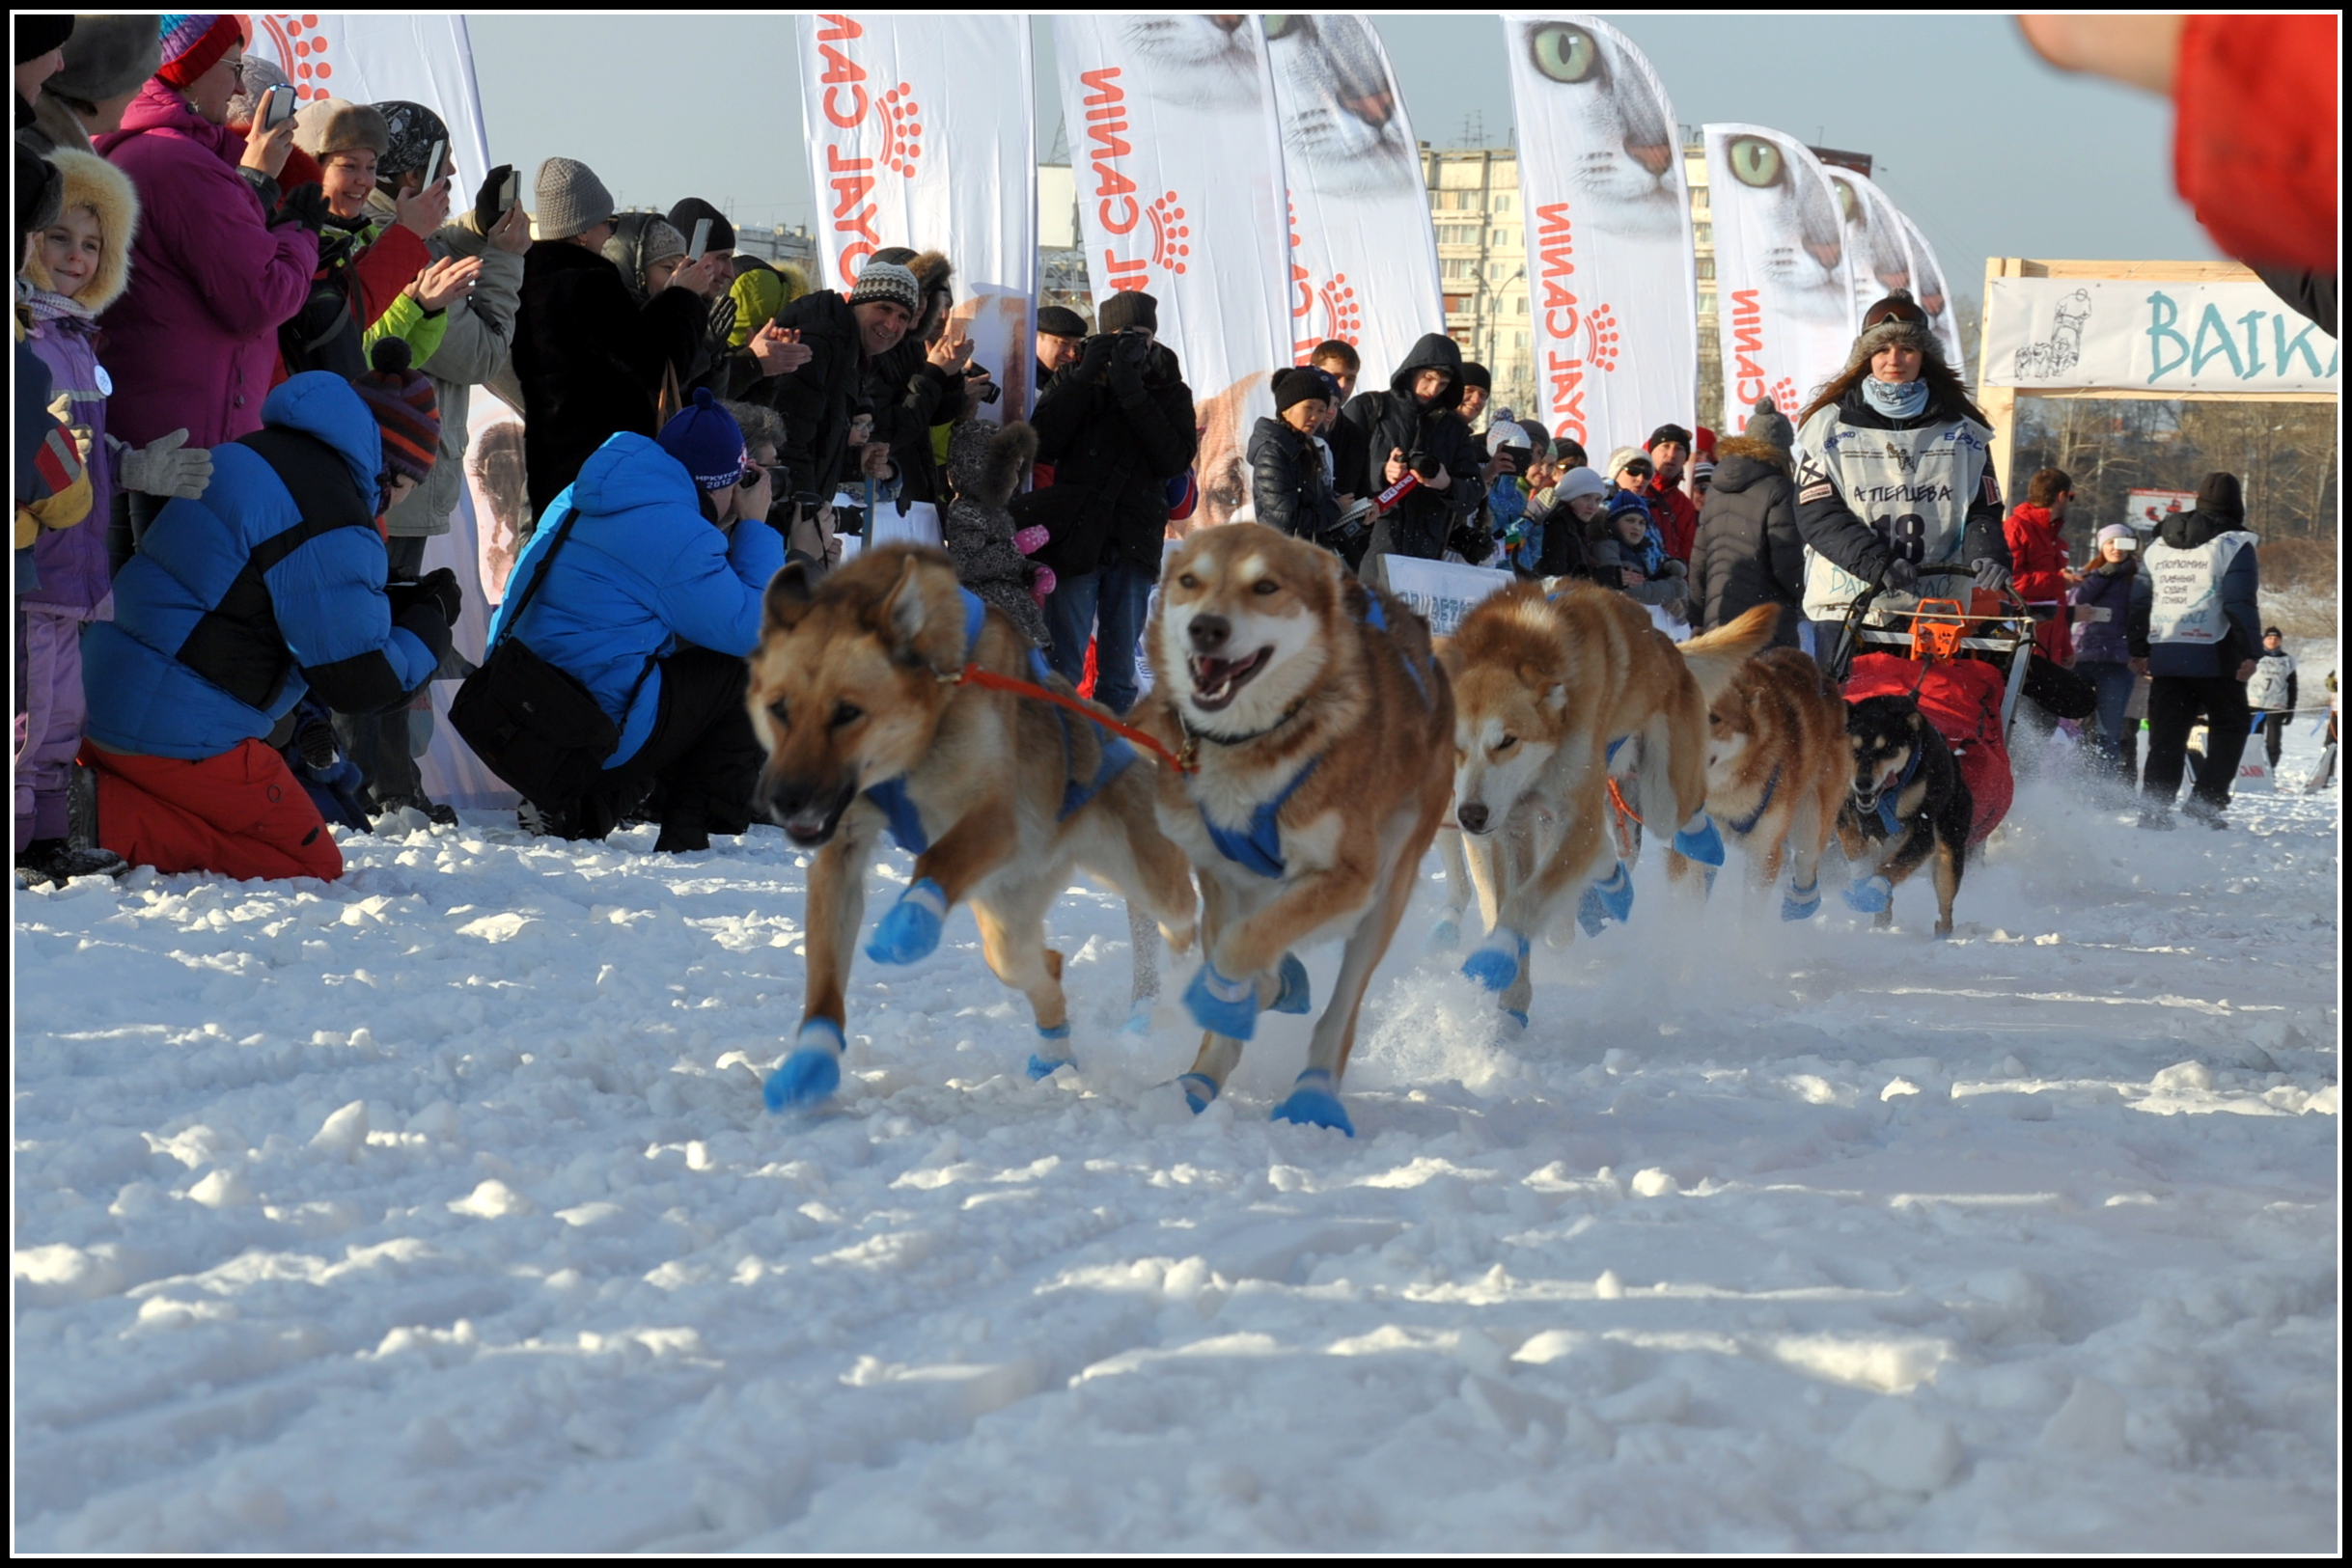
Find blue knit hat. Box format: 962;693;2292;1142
657;388;748;492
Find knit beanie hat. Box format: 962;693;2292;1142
1458;361;1491;392
1689;458;1716;483
845;260;920;315
1556;465;1607;506
2196;470;2244;523
1693;424;1715;458
352;339;441;486
1606;486;1652;520
1645;422;1693;453
374;99;448;181
2094;524;2134;548
1487;420;1531;451
534;156;613;240
1605;445;1649;481
51;14;160;105
154;14;240;91
1517;421;1552;457
1310;368;1346;407
1096;289;1158;336
657;388;750;493
666;196;733;252
1036;304;1087;339
16;14;74;62
1272;367;1330;414
224;52;283;127
1743;396;1795;454
292;97;389;161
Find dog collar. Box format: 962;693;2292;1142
1725;762;1782;837
1174;694;1313;769
1862;745;1924;837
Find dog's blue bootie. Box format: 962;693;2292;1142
1502;1007;1531;1032
1843;874;1893;915
1673;812;1727;867
1461;927;1530;992
1183;960;1259;1040
1271;952;1313;1014
1116;1003;1154;1039
1428;910;1463;949
1177;1072;1220;1114
1577;863;1636;938
1270;1069;1354;1136
1027;1023;1074;1081
764;1019;845;1112
1782;877;1822;922
866;877;948;965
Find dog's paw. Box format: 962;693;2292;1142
1673;812;1727;867
1027;1022;1074;1081
1461;928;1529;992
1176;1072;1221;1114
1781;879;1823;922
1270;1069;1355;1137
1270;951;1312;1014
1585;863;1636;928
865;877;948;965
1183;960;1259;1040
763;1020;845;1112
1428;910;1463;949
1842;874;1893;915
1500;1007;1530;1033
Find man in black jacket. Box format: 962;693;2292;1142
761;260;922;518
1690;398;1805;646
1334;331;1483;562
1024;289;1196;712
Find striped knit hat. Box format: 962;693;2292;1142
156;14;242;90
352;339;441;486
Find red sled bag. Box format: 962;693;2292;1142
1844;652;2013;844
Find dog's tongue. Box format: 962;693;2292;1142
1194;656;1241;688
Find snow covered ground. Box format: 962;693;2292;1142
14;708;2339;1552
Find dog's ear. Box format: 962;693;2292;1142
876;553;929;651
764;563;815;631
1544;682;1569;714
1433;637;1463;681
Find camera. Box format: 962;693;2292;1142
963;364;1002;404
1118;326;1155;365
1409;448;1440;481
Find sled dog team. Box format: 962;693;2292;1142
750;530;1967;1135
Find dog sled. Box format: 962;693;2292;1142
1826;565;2056;845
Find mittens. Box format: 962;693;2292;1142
1012;524;1050;556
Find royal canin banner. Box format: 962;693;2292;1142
1703;124;1851;434
1265;14;1441;390
236;14;490;189
1052;15;1293;532
1506;15;1696;454
796;14;1038;420
1827;170;1910;329
1891;208;1968;380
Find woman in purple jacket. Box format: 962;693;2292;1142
95;14;318;567
2070;523;2146;784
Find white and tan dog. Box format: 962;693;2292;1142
1442;584;1777;1020
1129;524;1453;1135
1704;646;1851;921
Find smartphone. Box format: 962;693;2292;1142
498;169;518;211
423;137;447;189
686;217;712;263
261;81;297;130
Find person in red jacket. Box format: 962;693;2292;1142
1642;422;1700;564
2004;467;2079;667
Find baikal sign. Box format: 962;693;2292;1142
1982;277;2339;394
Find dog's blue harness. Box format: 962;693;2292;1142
1867;746;1924;838
1194;587;1425;880
1726;763;1783;838
864;591;1134;856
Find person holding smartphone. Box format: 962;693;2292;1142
278;98;457;382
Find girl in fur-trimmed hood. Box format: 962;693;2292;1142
942;417;1053;651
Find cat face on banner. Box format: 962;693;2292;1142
1123;14;1258;110
1713;127;1845;321
1832;175;1911;316
1265;14;1417;198
1516;18;1679;238
1899;213;1949;317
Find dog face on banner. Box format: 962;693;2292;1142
1190;371;1269;536
1515;18;1680;238
1267;14;1418;198
1124;14;1257;110
1712;125;1846;322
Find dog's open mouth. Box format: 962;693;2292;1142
1188;647;1272;712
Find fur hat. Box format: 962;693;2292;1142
1742;396;1795;454
351;338;441;486
21;148;139;311
1838;287;1938;377
845;260;920;316
49;14;161;107
1036;304;1087;340
667;197;734;253
1272;367;1330;414
949;418;1038;508
657;388;749;493
292;97;390;161
1096;289;1158;336
154;14;240;91
534;156;614;241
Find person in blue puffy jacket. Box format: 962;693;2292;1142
484;388;783;851
78;353;457;880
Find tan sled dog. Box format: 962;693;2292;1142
1704;646;1851;922
1128;524;1453;1136
749;546;1197;1111
1443;586;1777;1020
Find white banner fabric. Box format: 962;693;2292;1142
1893;210;1968;379
1267;14;1441;390
1703;124;1851;433
1829;171;1910;326
796;14;1038;419
1370;554;1514;637
1982;277;2340;392
1507;15;1696;455
238;14;490;192
1052;15;1293;533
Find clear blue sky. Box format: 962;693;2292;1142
466;12;2218;302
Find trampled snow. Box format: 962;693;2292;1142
14;717;2339;1551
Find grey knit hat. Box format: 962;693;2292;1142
1742;396;1795;454
48;14;161;106
292;98;390;161
535;156;615;241
846;260;920;315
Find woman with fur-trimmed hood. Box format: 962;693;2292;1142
1792;289;2011;663
1690;396;1805;647
942;417;1052;651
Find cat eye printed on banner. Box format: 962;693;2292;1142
1703;122;1850;432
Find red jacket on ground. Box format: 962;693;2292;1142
2003;503;2073;664
1645;474;1699;564
83;738;344;882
